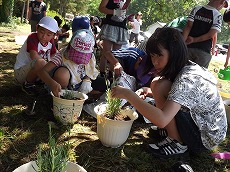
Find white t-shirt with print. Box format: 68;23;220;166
131;18;142;34
168;63;227;150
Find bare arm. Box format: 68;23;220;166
192;29;217;43
29;50;43;60
38;62;61;97
111;86;181;128
182;20;193;41
104;50;123;77
224;44;230;68
99;0;113;15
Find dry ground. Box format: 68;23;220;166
0;24;230;172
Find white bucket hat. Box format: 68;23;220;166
38;16;59;33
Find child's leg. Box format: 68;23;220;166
100;39;112;75
151;78;183;143
52;67;70;88
26;59;46;83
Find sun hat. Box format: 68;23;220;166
225;0;229;8
68;29;95;64
72;16;90;33
38;16;59;33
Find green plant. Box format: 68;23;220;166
62;89;75;100
35;125;70;172
104;74;123;119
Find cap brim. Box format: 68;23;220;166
38;24;57;33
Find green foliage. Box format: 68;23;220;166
62;89;75;100
0;0;14;22
105;88;122;119
35;125;69;172
47;10;65;24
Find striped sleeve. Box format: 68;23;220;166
50;51;63;66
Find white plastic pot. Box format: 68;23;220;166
13;161;87;172
95;104;138;148
223;99;230;124
51;90;88;125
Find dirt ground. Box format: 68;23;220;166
0;25;230;172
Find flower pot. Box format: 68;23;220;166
94;104;138;148
223;99;230;124
51;90;88;125
218;66;230;80
13;161;87;172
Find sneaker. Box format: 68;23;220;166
171;161;194;172
22;82;37;96
148;125;168;139
149;137;189;158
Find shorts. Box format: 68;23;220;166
14;59;37;84
99;24;129;45
175;110;208;153
187;48;212;68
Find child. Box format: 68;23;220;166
72;16;90;34
38;29;106;97
14;16;59;96
182;0;228;68
58;24;70;42
111;27;227;158
129;12;143;46
104;47;155;87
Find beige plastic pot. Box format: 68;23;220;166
95;104;138;148
51;90;88;125
13;161;87;172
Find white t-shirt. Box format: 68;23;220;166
14;33;56;70
168;63;227;149
131;18;142;34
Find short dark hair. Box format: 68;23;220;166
223;9;230;22
145;27;189;81
54;16;62;27
62;24;70;31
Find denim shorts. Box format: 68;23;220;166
175;110;208;153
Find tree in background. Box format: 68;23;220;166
0;0;14;22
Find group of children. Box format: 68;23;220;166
13;0;228;162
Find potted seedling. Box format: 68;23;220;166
51;89;88;125
94;77;138;148
13;125;87;172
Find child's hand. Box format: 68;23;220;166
135;87;151;100
111;86;130;99
114;63;123;77
51;82;62;97
185;36;194;45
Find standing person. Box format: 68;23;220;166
28;0;47;32
129;12;143;46
98;0;131;78
111;27;227;158
14;16;59;96
182;0;228;68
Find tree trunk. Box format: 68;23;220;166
0;0;14;23
21;0;26;23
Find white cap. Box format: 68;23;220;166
38;16;59;33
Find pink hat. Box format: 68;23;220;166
68;29;95;64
